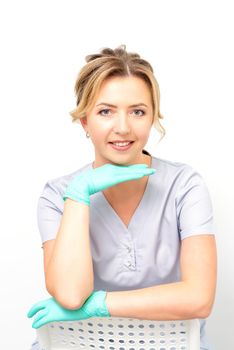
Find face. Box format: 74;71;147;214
80;75;154;167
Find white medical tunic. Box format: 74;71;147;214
31;154;215;350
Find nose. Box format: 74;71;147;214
113;113;131;135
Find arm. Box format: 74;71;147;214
42;164;155;310
106;234;217;320
44;199;94;310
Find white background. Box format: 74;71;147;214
0;1;233;349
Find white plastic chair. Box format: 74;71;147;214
36;317;200;350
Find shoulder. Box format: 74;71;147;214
152;155;194;172
152;156;203;186
39;162;92;204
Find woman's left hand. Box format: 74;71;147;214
27;290;110;329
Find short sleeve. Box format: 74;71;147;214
37;180;64;244
176;167;215;240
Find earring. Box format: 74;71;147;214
86;131;90;138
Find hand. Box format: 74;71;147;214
27;290;110;329
63;163;156;205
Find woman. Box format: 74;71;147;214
28;45;217;350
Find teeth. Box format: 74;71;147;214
112;142;131;147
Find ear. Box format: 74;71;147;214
80;116;88;131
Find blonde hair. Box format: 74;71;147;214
70;45;165;139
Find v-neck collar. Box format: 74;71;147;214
88;155;156;233
99;172;153;232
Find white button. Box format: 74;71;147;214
124;261;136;270
124;261;132;268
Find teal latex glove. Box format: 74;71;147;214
27;291;110;329
63;163;156;205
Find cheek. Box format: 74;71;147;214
136;126;151;142
90;123;110;145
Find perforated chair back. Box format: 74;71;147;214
36;317;200;350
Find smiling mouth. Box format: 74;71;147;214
108;141;134;151
109;141;134;146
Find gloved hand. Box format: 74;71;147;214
63;163;156;205
27;290;110;329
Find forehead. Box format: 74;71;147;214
95;76;152;104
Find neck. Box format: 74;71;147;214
97;153;152;200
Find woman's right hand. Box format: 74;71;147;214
27;291;110;329
63;163;156;206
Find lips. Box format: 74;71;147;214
109;140;133;143
108;141;134;151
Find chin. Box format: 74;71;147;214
111;159;137;167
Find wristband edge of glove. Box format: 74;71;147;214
63;194;90;206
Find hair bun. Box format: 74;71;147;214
85;54;103;63
85;45;141;63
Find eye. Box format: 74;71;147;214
131;109;145;117
98;108;112;116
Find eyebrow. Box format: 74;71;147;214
95;102;148;108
